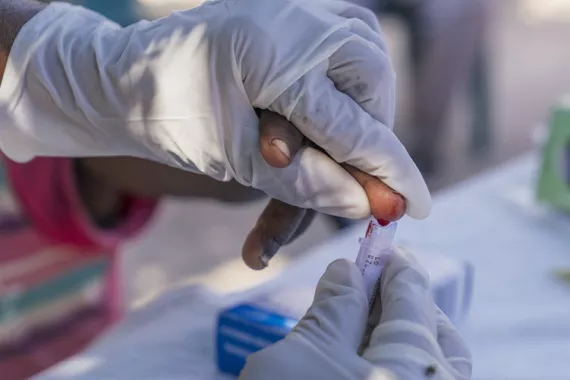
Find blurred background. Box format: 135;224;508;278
112;0;570;307
2;0;570;378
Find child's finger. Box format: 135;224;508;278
342;164;406;221
241;199;309;270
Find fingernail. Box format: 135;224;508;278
272;139;291;160
259;253;270;268
258;239;281;269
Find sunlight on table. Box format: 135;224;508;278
130;254;290;309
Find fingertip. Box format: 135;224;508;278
241;228;272;271
368;187;406;221
327;258;359;274
320;259;366;293
343;164;406;221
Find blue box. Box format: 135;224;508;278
216;303;298;376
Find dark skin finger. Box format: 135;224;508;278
283;208;317;245
78;110;405;271
241;170;404;270
78;157;263;201
342;164;406;222
243;111;406;270
77;156;265;226
241;199;310;270
76;111;303;227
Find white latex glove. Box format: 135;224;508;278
240;251;472;380
0;0;431;219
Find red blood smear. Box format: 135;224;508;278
365;221;374;237
376;219;390;227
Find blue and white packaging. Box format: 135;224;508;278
216;248;473;377
216;304;296;375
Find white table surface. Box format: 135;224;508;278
393;154;570;380
261;153;570;380
38;154;570;380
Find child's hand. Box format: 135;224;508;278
78;111;407;268
241;111;406;269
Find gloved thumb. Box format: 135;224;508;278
241;261;372;380
290;259;370;351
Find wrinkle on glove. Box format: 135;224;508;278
0;0;431;219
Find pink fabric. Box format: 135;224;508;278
1;156;157;320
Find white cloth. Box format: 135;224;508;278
0;0;431;219
240;251;472;380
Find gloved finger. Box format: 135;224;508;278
363;250;443;367
436;308;472;377
328;25;394;126
275;66;431;219
259;110;304;168
291;259;369;350
254;145;371;217
241;199;309;270
327;37;394;126
376;249;437;333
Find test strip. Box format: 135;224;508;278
355;219;396;306
355;219;396;353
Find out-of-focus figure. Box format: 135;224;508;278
352;0;493;175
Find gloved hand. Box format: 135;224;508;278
74;111;408;269
1;0;430;220
240;250;472;380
